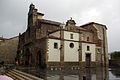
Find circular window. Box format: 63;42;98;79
97;49;100;53
69;43;74;48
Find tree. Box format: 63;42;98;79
111;51;120;60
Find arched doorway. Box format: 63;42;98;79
86;54;91;67
25;48;30;65
37;50;42;66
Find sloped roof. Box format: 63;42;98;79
39;19;61;26
80;22;94;27
37;12;44;16
80;22;107;29
76;26;91;32
48;36;60;39
81;40;97;44
0;37;8;40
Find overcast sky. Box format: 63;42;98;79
0;0;120;53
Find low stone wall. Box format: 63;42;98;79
0;36;18;64
0;67;5;74
0;64;15;75
109;60;120;67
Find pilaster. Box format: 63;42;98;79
60;29;64;68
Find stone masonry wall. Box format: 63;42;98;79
0;37;18;64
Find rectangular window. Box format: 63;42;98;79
54;43;58;49
70;34;73;39
87;46;90;51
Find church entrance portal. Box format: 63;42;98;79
25;48;30;65
37;51;42;66
86;54;91;67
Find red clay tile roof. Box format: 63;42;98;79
48;36;59;39
81;40;97;44
80;22;107;29
0;37;8;40
76;26;89;31
96;44;101;46
39;19;61;26
80;22;94;27
76;26;92;32
81;40;102;46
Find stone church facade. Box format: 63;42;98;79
17;4;108;69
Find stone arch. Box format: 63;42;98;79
29;52;33;65
36;49;46;68
36;50;42;66
25;48;30;65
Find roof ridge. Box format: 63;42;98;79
39;19;61;25
80;22;94;27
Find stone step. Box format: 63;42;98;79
6;71;22;80
5;72;18;80
13;69;43;80
7;71;25;80
5;69;43;80
10;70;33;80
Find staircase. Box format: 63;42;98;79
5;69;43;80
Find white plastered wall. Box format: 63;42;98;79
64;31;79;41
49;31;60;38
64;41;79;62
47;39;60;62
82;43;96;61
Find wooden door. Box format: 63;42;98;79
86;54;91;67
37;51;42;66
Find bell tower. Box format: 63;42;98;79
28;3;44;27
28;3;38;27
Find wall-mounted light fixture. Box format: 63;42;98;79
78;46;81;51
59;45;63;50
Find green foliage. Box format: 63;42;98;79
111;51;120;60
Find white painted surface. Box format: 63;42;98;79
48;31;96;62
64;41;79;62
49;31;60;38
64;31;79;41
92;74;96;80
82;43;96;61
64;75;79;80
47;39;60;62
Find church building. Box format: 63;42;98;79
17;4;108;69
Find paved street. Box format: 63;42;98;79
1;67;120;80
16;67;120;80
